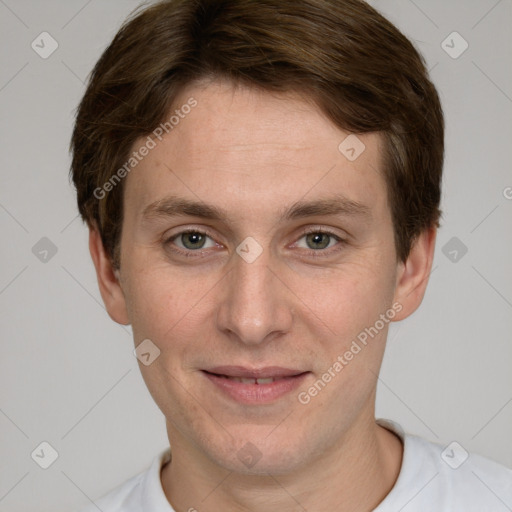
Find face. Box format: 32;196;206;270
92;78;433;475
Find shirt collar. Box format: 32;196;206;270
140;446;174;511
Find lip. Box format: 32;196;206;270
202;366;310;404
205;365;306;379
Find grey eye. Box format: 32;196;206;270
305;232;332;250
176;231;214;250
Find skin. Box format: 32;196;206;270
89;78;436;512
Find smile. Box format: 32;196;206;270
201;367;310;404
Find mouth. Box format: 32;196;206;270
201;366;310;404
208;375;285;384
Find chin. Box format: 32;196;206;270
206;425;310;476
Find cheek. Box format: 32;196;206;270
122;253;197;337
123;263;221;377
125;275;171;339
308;261;395;342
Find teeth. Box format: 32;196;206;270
224;376;276;384
240;377;257;384
255;377;274;384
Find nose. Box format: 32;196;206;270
215;243;294;346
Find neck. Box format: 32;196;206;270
161;416;403;512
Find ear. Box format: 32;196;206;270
88;225;130;325
392;227;437;322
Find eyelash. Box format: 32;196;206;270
163;227;347;259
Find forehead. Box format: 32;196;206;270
124;79;389;225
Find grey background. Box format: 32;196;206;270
0;0;511;511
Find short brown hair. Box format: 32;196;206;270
70;0;444;267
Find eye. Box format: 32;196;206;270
295;228;346;256
165;229;217;256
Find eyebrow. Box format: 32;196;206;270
141;193;371;224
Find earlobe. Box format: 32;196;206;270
392;227;437;322
88;226;130;325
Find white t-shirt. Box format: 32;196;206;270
76;419;512;511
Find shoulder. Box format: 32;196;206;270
73;448;172;512
403;433;512;509
420;434;510;484
377;420;512;511
74;471;144;512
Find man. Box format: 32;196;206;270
71;0;512;510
